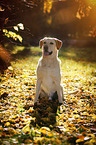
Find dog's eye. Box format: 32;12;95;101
44;42;46;44
50;42;54;45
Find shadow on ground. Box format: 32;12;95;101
27;94;61;127
12;47;42;60
59;47;96;62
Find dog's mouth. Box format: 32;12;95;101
44;51;53;56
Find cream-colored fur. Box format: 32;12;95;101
34;37;63;103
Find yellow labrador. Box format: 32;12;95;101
34;37;63;104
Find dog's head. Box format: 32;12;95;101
39;37;62;57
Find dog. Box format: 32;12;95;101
34;37;63;104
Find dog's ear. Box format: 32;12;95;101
39;39;44;48
55;38;62;50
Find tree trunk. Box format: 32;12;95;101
0;45;12;73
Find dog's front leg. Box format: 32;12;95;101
54;81;63;103
34;79;41;103
57;85;63;104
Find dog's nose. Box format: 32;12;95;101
44;45;48;52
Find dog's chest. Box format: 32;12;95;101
40;65;55;79
40;66;57;93
37;58;60;80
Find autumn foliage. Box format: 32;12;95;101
0;47;96;144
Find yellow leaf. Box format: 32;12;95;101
22;124;30;133
8;66;13;71
56;138;61;144
34;137;45;144
47;132;53;137
92;114;96;120
9;118;16;124
0;126;3;131
88;133;95;138
17;35;23;42
4;122;10;127
90;138;96;143
76;138;84;143
3;29;8;33
74;114;80;119
59;113;65;119
12;115;18;119
81;125;87;130
81;112;89;116
40;130;47;135
28;107;34;113
6;34;10;38
73;108;78;114
40;127;50;132
24;139;32;143
40;127;51;135
9;31;14;36
13;26;19;31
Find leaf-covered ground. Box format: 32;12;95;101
0;46;96;145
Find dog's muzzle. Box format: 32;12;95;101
44;45;53;56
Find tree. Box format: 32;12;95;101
0;0;96;45
0;0;37;73
0;0;35;45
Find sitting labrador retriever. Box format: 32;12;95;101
34;37;63;104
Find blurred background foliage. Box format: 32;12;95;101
0;0;96;46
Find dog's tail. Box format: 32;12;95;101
63;89;79;95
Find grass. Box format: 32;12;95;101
0;46;96;144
